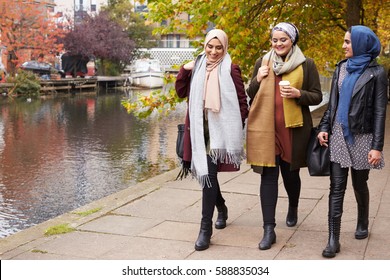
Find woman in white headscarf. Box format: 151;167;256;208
175;29;248;251
246;22;322;250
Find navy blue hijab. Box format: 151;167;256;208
336;25;381;144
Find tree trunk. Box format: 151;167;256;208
346;0;362;27
7;51;17;77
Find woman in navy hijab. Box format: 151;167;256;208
317;26;388;258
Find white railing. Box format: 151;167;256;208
136;48;197;69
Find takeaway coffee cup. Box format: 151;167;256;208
279;80;290;96
279;80;290;89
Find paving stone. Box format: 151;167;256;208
99;237;194;260
78;215;162;236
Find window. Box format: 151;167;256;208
167;35;174;48
176;35;180;48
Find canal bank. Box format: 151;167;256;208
1;105;390;261
0;76;128;94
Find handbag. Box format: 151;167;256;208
307;127;330;176
176;123;185;159
175;123;191;180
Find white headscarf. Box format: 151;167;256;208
272;22;299;44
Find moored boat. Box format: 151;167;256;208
127;59;165;89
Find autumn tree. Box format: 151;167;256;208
61;11;135;75
122;0;389;117
147;0;389;78
0;0;65;75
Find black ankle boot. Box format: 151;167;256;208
258;224;276;250
215;205;228;229
195;221;212;251
322;218;341;258
355;221;368;239
286;206;298;227
354;190;369;239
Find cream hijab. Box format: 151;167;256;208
203;29;228;112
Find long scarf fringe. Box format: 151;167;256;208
175;160;191;180
209;149;245;168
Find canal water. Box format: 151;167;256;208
0;89;186;238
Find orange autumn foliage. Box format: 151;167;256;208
0;0;67;74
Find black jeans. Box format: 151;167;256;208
260;156;301;226
201;155;225;223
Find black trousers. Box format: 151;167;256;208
260;156;301;226
201;155;225;223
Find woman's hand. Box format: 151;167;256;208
280;85;302;99
317;132;328;147
183;60;195;70
368;150;381;166
256;65;270;82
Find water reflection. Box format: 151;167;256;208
0;90;186;238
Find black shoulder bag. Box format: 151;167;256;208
176;123;185;159
175;123;190;180
307;127;330;176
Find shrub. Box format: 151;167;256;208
8;70;41;97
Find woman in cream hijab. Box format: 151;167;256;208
175;29;248;251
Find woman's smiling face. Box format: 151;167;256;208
271;30;293;58
343;31;353;58
205;38;224;63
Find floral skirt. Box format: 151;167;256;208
329;123;385;170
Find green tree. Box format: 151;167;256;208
103;0;157;61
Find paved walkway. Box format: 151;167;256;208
1;106;390;261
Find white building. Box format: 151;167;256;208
54;0;108;23
54;0;108;13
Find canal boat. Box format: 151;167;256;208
126;59;165;89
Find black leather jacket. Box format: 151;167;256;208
319;59;388;151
